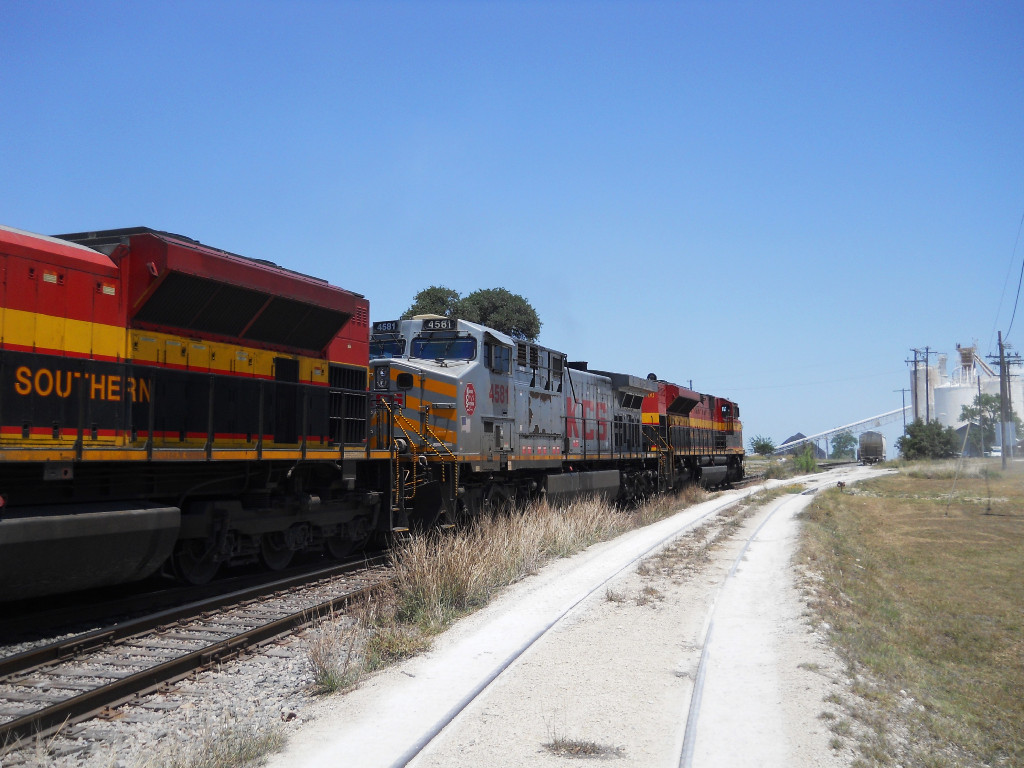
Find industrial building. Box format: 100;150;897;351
910;344;1022;455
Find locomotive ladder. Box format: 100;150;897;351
642;424;673;491
378;400;459;523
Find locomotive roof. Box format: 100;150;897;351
1;223;118;273
56;226;366;355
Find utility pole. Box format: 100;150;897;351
986;334;1023;465
999;333;1009;469
923;346;932;422
894;389;909;433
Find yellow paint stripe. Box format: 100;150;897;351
0;447;350;462
423;377;457;398
131;330;337;383
2;308;126;359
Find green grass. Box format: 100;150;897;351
799;461;1024;766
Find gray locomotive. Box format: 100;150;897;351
368;316;743;528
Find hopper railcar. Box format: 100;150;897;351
858;431;886;464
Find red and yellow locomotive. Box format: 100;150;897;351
0;225;382;599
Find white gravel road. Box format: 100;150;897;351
268;466;881;768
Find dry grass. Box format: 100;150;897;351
302;488;716;694
542;736;626;759
304;611;365;693
799;461;1024;767
142;716;285;768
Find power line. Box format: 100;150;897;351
996;203;1024;345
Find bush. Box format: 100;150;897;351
895;419;959;460
793;444;818;473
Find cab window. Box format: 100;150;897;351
370;338;406;359
485;342;511;373
411;335;477;361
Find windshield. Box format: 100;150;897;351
410;336;477;361
370;338;406;359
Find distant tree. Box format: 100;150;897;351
457;288;542;341
749;435;776;456
959;393;1021;455
402;285;462;319
830;431;857;459
402;286;542;341
793;443;818;473
895;419;959;460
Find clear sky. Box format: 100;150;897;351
4;1;1023;453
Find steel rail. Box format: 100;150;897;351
385;495;745;768
0;554;380;638
677;482;833;768
0;556;390;745
0;556;386;679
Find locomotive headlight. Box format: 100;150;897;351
374;365;390;390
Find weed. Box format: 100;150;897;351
146;716;285;768
304;612;365;693
543;736;625;759
636;585;663;606
830;719;853;737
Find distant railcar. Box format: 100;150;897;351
858;431;886;464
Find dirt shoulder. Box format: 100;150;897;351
268;473;873;767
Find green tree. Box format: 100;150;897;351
830;431;856;459
895;419;959;460
959;393;1021;455
402;285;462;319
457;288;542;341
403;286;542;341
748;435;776;456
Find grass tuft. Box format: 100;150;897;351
145;717;285;768
543;736;625;759
305;611;364;693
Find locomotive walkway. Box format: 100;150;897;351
267;466;883;768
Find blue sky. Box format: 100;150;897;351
4;1;1023;453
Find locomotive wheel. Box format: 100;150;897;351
172;538;221;585
326;534;357;560
260;532;294;571
326;519;371;560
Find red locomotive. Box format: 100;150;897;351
0;225;382;599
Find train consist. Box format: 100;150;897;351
0;224;743;601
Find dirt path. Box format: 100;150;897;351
267;469;878;768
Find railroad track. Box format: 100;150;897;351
0;557;391;747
